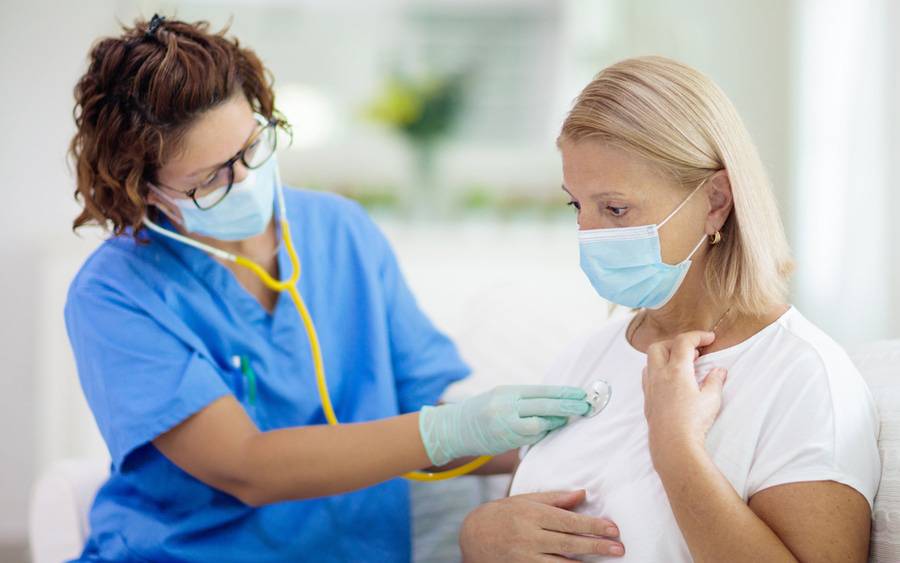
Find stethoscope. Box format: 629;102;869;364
584;380;613;417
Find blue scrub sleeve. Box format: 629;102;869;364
367;219;471;413
65;280;232;469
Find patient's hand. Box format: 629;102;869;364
642;330;728;469
459;490;625;561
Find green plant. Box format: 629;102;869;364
364;72;466;145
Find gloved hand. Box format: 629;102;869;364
418;385;590;467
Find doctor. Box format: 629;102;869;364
64;15;590;562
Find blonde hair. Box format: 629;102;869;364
560;56;793;317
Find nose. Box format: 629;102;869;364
232;161;252;185
577;214;604;231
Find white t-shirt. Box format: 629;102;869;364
509;306;881;562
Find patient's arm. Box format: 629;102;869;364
748;481;870;563
655;441;869;563
426;449;520;475
644;331;870;563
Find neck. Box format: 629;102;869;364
640;255;725;337
628;254;791;354
183;217;278;261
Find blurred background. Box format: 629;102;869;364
2;0;899;560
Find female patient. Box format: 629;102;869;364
460;56;881;562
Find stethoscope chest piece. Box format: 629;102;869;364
584;379;612;417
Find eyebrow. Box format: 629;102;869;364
560;184;627;200
188;118;260;178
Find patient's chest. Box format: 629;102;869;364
509;343;754;562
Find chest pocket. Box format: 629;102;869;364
225;354;271;430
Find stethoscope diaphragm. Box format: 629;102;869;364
584;379;612;417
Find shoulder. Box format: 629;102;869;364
764;308;872;401
283;187;372;226
742;308;881;510
67;235;150;302
65;229;185;320
750;308;879;462
282;187;387;247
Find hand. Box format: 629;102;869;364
419;385;590;466
459;490;625;562
641;331;728;467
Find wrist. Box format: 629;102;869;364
648;427;706;471
418;403;461;467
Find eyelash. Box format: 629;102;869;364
566;201;628;218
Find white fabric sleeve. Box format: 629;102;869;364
745;348;881;510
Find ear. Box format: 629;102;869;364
705;170;733;235
146;187;186;227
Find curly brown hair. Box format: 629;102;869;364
69;16;288;237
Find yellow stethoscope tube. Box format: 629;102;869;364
142;180;490;481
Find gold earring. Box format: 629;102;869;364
708;230;722;245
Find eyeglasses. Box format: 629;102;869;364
153;114;288;210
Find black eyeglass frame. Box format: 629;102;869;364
152;114;290;210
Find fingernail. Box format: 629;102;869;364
610;544;625;555
606;526;619;536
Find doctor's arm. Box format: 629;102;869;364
154;383;588;506
154;395;430;506
643;332;871;563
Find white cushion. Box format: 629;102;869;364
29;457;109;563
850;340;900;563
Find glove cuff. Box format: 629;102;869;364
418;404;459;467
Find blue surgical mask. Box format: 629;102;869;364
578;179;708;309
160;154;278;241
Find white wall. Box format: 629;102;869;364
790;0;900;344
0;0;118;542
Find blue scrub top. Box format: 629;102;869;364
64;188;470;562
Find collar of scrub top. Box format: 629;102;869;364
141;167;295;326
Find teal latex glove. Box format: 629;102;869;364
418;385;590;467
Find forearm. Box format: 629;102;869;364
653;440;797;563
473;449;519;474
239;412;431;504
428;449;519;475
155;386;587;506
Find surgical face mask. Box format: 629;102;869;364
578;179;708;309
157;154;278;241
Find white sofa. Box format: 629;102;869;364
850;340;900;561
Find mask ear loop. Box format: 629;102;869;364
657;177;710;230
655;177;712;264
684;232;708;261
